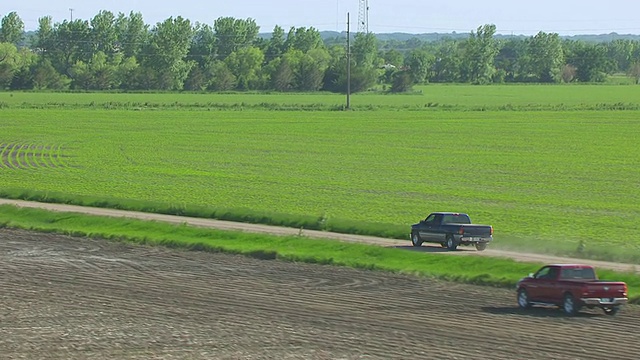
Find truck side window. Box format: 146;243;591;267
535;267;550;279
424;214;435;223
560;268;596;280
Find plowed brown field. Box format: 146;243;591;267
1;228;639;359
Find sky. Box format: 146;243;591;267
2;0;640;36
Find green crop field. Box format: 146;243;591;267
1;86;639;262
2;84;640;110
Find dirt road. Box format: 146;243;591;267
1;228;639;359
1;198;638;273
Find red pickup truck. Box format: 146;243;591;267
516;264;628;316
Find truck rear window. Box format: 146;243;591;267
442;214;471;224
560;268;596;280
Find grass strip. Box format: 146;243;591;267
0;188;408;239
1;204;639;303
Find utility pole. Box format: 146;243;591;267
346;12;351;110
69;8;74;21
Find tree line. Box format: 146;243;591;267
1;11;640;92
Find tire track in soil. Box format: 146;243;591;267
1;228;640;360
0;143;17;169
0;143;69;170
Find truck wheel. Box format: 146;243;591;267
517;288;531;309
446;236;458;251
411;232;423;247
604;306;620;316
563;294;579;316
475;243;487;251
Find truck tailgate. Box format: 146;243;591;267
582;282;627;298
460;225;492;236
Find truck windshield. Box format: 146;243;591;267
441;214;471;224
559;267;596;280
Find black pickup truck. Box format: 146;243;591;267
410;212;493;251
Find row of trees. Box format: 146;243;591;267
1;11;640;92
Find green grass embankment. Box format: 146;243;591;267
2;204;639;303
3;188;640;265
0;189;408;239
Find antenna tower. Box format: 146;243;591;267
358;0;369;33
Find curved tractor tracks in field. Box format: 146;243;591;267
0;143;71;170
0;198;638;274
1;228;640;359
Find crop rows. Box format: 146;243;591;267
0;143;68;170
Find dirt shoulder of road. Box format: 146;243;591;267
1;198;638;274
